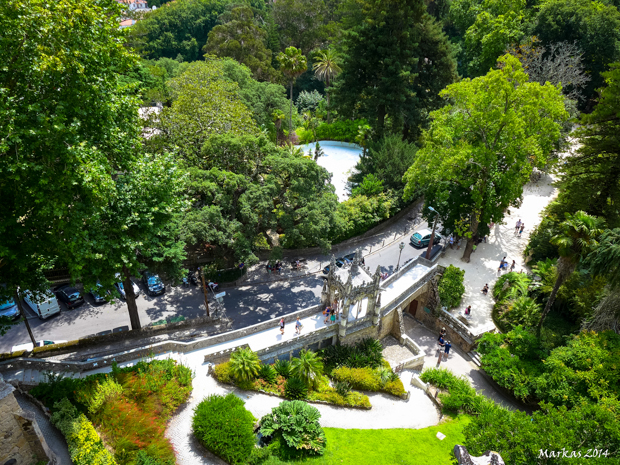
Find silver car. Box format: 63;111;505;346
114;274;141;300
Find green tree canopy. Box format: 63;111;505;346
534;0;620;107
129;0;231;61
332;0;457;139
155;59;259;163
204;6;279;82
0;0;141;316
277;46;308;130
271;0;333;54
403;54;568;262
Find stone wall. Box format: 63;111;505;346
378;309;396;340
415;308;477;352
0;375;51;465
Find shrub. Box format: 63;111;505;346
259;401;326;457
319;338;384;373
295;118;366;144
308;389;371;408
295;90;323;113
192;394;256;465
213;361;234;383
284;377;308;400
229;347;261;382
290;350;323;388
257;364;277;384
83;376;124;414
274;359;291;378
334;381;352;397
438;265;465;308
331;367;381;391
51;398;117;465
31;374;88;413
383;379;407;397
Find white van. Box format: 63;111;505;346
23;290;61;319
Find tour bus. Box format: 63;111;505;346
23;289;61;319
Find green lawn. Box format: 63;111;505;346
266;415;471;465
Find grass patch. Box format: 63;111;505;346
260;416;471;465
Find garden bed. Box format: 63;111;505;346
31;358;193;464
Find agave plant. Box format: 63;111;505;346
229;347;260;382
284;377;308;400
291;350;324;389
274;359;291;378
258;364;277;384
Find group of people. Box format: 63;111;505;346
323;300;339;325
266;262;282;274
498;256;516;273
279;316;303;335
437;327;452;365
514;219;526;237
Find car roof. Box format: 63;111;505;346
414;229;432;236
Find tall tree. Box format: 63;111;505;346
204;6;279;82
271;0;331;54
277;47;308;131
536;212;604;336
332;0;457;139
0;0;142;342
312;49;341;123
557;64;620;227
403;55;568;263
534;0;620;108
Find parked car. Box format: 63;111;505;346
23;290;61;319
88;282;108;304
322;258;346;274
11;339;68;353
141;271;165;296
0;298;20;320
114;274;141;300
410;229;443;248
54;284;85;309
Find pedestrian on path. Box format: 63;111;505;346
324;306;331;324
439;327;446;340
444;341;452;361
279;318;285;335
295;317;302;334
515;219;522;233
498;256;507;272
518;223;525;237
449;235;454;249
330;312;336;324
510;260;516;272
481;284;489;295
465;305;472;316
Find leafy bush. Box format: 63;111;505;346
438;265;465;308
31;374;89;413
81;377;124;414
259;401;326;457
331;367;381;391
192;394;256;465
492;272;531;302
258;364;277;384
284;377;308;400
290;350;323;388
229;347;261;382
135;451;174;465
213;361;234;383
319;338;384;373
295;90;324;113
332;192;397;243
383;379;407;397
295;118;367;144
51;398;117;465
335;381;352;397
274;359;291;378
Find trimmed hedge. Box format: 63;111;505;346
51;398;117;465
192;393;256;465
438;265;465;309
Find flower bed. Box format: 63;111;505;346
32;358;193;464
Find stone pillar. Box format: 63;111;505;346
372;294;382;325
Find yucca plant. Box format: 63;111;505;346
284;377;308;400
257;364;277;384
274;359;291;378
291;350;324;389
229;347;260;383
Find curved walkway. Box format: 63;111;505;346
165;361;439;465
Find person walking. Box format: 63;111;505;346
330;311;336;325
295;316;302;334
439;327;447;340
444;341;452;361
324;306;331;324
449;235;454;249
510;260;516;272
518;223;525;237
465;305;472;316
498;256;507;272
481;284;489;295
279;318;285;335
515;219;522;234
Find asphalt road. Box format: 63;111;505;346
0;231;433;353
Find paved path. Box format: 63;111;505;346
14;391;72;465
437;173;557;334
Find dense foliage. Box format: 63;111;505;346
437;265;465;309
192;393;257;465
331;366;405;397
319;338;384;373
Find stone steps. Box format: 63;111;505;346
467;350;482;367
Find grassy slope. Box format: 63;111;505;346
267;415;471;465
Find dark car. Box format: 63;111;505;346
322;258;346;274
141;271;165;296
410;229;443;248
54;285;84;309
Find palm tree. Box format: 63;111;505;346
290;350;324;389
313;49;341;123
536;211;605;336
229;347;261;382
277;46;307;132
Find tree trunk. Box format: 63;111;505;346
377;104;386;138
461;215;480;263
123;265;141;330
326;76;330;124
537;261;572;337
289;81;294;133
14;289;36;346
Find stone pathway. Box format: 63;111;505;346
14;392;72;465
381;335;416;364
437;173;557;334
